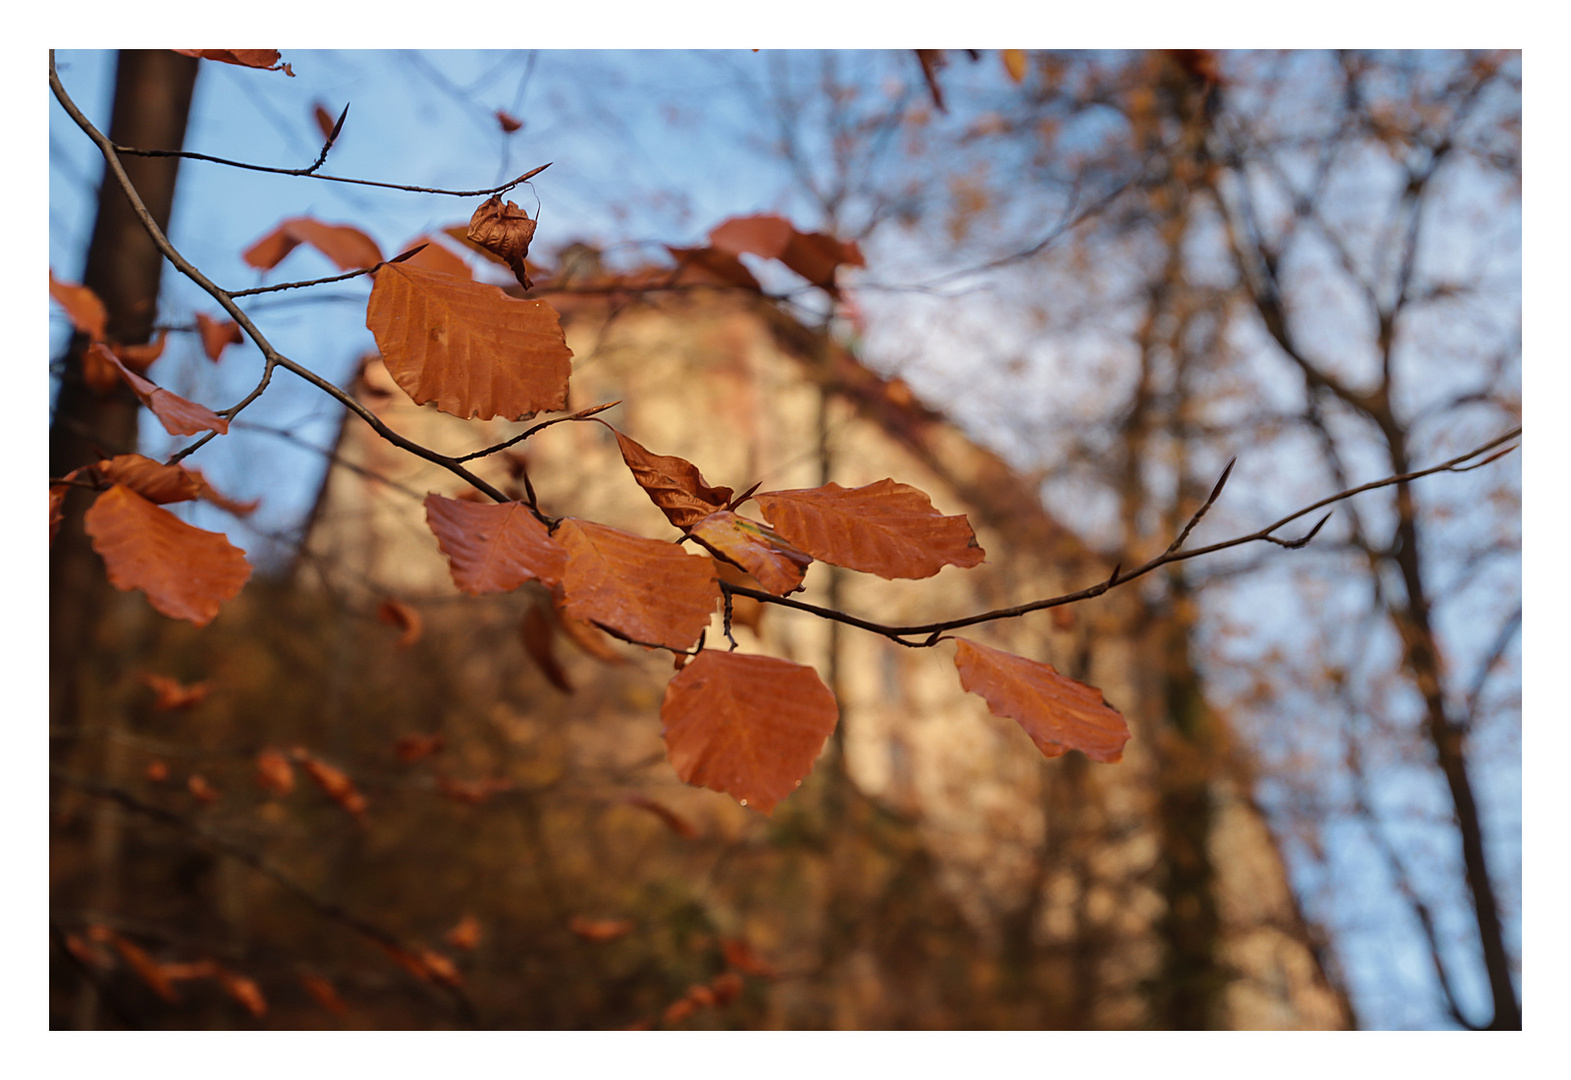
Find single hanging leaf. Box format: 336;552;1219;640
376;597;422;647
466;195;537;289
612;429;733;529
174;49;291;73
91;344;230;436
1002;49;1028;83
708;214;866;295
520;605;573;692
89;454;202;504
110;330;168;375
367;263;572;420
399;234;472;280
660;650;838;814
424;494;566;594
49;269;107;340
953;638;1131;763
84;485;251;626
753;478;983;580
195;313;243;362
243;217;381;271
556;520;718;651
138;672;209;710
292;749;368;819
688;510;811;596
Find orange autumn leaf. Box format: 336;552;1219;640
688;510;811;596
83;485;252;626
753;478;984;580
664;245;763;291
110;330;168;375
445;914;482;951
556;520;719;651
520;604;573;692
708;214;866;295
466;195;537;289
174;49;290;74
424;494;566;594
299;973;349;1018
293;750;368;819
255;749;295;796
720;937;778;978
1002;49;1028;84
495;110;523;134
549;587;629;664
138;672;210;711
953;638;1132;763
569;916;634;943
195;312;244;362
312;102;336;140
90;454;202;504
213;967;268;1017
623;794;699;838
91;344;230;437
660;651;838;814
183;466;261;517
376;597;422;647
244;216;381;272
106;933;179;1002
394;733;445;764
612;429;734;529
367;262;572;420
49;269;107;340
399;234;472;280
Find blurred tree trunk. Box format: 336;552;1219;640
50;49;200;1030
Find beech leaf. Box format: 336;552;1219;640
195;312;244;362
688;510;811;596
664;245;763;291
753;478;984;580
243;216;381;271
138;672;210;711
557;520;718;651
174;49;291;74
91;344;230;436
90;454;203;505
708;214;865;294
84;485;251;626
367;262;572;420
49;269;107;340
953;637;1132;763
467;195;537;289
1002;49;1028;84
660;650;838;814
612;429;734;529
424;494;566;594
399;234;473;280
376;597;422;647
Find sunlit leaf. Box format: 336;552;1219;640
612;429;733;529
367;262;572;420
424;494;566;594
84;485;251;626
953;637;1131;763
708;213;865;294
49;269;107;340
91;344;230;437
556;519;718;651
753;478;983;580
243;216;381;271
660;650;838;814
688;510;811;596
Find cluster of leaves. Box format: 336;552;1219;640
51;180;1131;815
46;47;1141;824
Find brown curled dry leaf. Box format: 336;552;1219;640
612;429;734;529
467;195;538;289
195;312;244;362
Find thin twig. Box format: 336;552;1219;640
227;243;429;298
